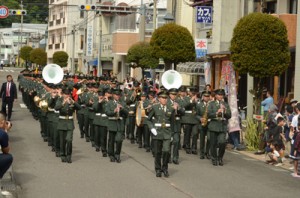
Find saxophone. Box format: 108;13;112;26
201;101;209;127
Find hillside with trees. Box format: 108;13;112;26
0;0;48;28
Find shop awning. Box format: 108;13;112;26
88;57;113;66
177;62;205;75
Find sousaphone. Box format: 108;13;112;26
161;70;182;90
42;63;64;84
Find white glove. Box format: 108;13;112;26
151;128;158;136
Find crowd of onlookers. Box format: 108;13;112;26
257;90;300;178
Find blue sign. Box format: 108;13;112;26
196;6;212;23
196;49;207;58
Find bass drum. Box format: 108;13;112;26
136;101;146;126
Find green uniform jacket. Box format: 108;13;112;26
207;100;231;133
105;100;129;132
196;100;210;129
93;98;109;126
55;97;81;131
167;98;185;134
179;96;198;124
145;103;174;140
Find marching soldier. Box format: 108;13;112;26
207;89;231;166
180;87;199;154
93;88;110;156
196;90;211;160
105;89;129;163
87;84;98;147
55;88;81;163
168;88;185;165
135;92;151;149
126;81;140;144
145;90;177;177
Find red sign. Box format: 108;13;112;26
0;6;9;19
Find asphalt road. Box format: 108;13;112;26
2;67;300;198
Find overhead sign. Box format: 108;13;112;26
196;6;212;24
195;39;207;58
0;6;9;19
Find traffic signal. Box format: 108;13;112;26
10;10;27;15
79;5;96;11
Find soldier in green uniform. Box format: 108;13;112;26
87;84;98;147
105;89;128;163
83;83;93;142
207;89;231;166
93;89;110;156
196;90;211;159
135;92;151;149
167;88;185;164
145;91;177;177
55;88;81;163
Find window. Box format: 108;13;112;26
80;35;84;50
52;14;56;20
80;11;84;18
52;34;55;44
290;0;298;14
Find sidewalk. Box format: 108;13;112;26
234;149;295;172
1;166;20;198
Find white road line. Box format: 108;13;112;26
10;70;14;72
242;158;257;161
20;104;27;108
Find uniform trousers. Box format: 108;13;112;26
210;131;226;162
153;139;171;172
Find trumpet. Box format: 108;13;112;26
64;96;74;105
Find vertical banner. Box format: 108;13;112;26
204;62;211;85
195;39;207;58
220;60;241;132
86;25;93;57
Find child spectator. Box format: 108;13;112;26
266;140;283;165
270;116;286;153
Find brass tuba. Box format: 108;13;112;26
39;100;49;112
34;96;41;107
42;64;64;84
161;70;182;90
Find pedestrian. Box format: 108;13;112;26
207;89;232;166
0;112;13;187
261;90;274;116
0;75;17;121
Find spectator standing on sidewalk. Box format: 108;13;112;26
291;123;300;177
261;91;274;116
0;75;17;121
0;112;13;193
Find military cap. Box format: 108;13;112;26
99;76;105;81
86;83;93;88
98;89;104;96
215;89;225;95
188;86;198;93
104;88;112;94
141;92;147;97
148;91;156;96
178;86;186;92
92;83;98;88
133;81;140;87
113;89;122;95
62;88;71;95
201;90;211;97
168;88;178;95
158;90;168;98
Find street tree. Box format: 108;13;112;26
20;46;33;69
150;23;195;69
126;41;158;69
230;13;290;78
53;51;69;67
30;48;47;66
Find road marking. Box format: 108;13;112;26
230;151;241;155
242;158;257;161
20;104;27;108
10;70;14;72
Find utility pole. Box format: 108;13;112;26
18;0;24;67
97;14;102;76
0;32;2;64
71;25;76;74
139;0;145;42
153;0;157;30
